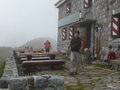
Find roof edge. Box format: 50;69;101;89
55;0;66;8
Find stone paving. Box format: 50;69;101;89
2;56;120;90
35;61;120;90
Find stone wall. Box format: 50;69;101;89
57;0;95;52
91;0;120;51
57;27;71;53
57;0;120;53
58;0;83;20
0;57;64;90
0;57;19;89
1;57;19;79
0;76;64;90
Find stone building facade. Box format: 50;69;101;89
55;0;120;57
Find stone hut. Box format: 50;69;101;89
55;0;120;57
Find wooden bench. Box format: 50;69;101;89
22;60;65;70
20;57;50;60
23;67;36;76
20;57;50;63
16;52;59;64
109;60;120;69
20;52;59;60
19;55;48;58
20;52;59;56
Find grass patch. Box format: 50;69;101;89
93;64;117;71
65;84;84;90
77;81;85;90
64;81;85;90
111;68;116;70
0;59;5;77
64;85;72;90
94;64;105;68
60;56;70;61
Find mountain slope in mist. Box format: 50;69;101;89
19;37;57;51
0;47;13;60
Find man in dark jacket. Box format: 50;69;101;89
68;31;83;75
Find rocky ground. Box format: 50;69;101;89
17;56;120;90
34;61;120;90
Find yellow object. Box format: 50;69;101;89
96;60;100;62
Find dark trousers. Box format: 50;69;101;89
46;48;50;52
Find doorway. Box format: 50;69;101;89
75;26;91;49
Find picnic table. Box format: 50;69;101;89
22;60;65;70
20;52;59;55
20;57;50;61
20;52;59;59
20;57;50;63
19;55;47;58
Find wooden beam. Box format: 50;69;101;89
20;57;50;61
22;60;65;67
55;0;66;8
20;52;59;56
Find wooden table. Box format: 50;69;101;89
22;60;65;70
20;57;50;63
20;57;50;60
20;52;59;59
19;55;47;58
20;52;59;56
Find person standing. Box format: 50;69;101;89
44;40;51;53
68;31;83;75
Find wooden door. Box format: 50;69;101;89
76;26;88;48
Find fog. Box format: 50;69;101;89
0;0;58;47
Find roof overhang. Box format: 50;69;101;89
79;19;96;25
55;0;66;8
58;11;96;27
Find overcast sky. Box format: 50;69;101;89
0;0;58;47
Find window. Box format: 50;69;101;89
111;15;120;37
62;28;67;40
69;27;74;40
78;28;85;37
84;0;92;8
66;3;71;13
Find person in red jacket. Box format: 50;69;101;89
108;51;116;60
44;40;51;53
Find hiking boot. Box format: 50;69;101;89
74;72;79;75
70;72;74;75
70;72;78;75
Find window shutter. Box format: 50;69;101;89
84;0;90;8
69;27;74;40
62;28;67;40
66;3;71;13
111;16;120;37
92;0;94;5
